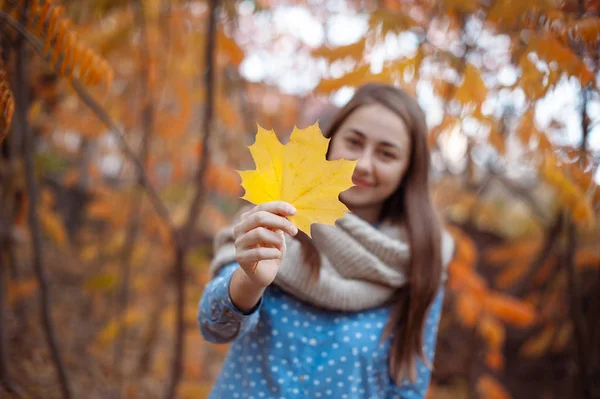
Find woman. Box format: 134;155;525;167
198;83;455;399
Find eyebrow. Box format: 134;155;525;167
347;128;402;150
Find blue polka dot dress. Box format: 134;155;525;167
198;262;445;399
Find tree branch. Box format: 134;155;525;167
508;213;562;297
114;0;157;386
562;215;594;398
12;2;72;395
0;248;18;395
164;0;218;397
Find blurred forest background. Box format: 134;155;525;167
1;0;599;398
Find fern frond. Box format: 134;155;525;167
15;0;113;89
0;52;14;141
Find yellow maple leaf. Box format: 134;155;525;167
238;123;357;237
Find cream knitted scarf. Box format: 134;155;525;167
209;212;455;312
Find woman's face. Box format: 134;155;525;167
328;103;412;222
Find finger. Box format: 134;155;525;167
246;201;296;218
235;210;298;237
237;227;285;251
237;247;282;267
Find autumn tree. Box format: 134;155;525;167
1;0;599;398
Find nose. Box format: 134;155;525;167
355;148;374;174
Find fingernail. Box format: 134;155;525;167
288;205;296;214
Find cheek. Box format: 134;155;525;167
328;140;350;161
378;162;408;189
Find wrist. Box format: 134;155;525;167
229;266;266;313
238;264;268;288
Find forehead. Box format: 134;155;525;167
339;103;410;147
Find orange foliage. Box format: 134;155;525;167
206;164;242;197
311;38;366;63
495;260;531;289
483;239;541;265
540;152;595;229
0;57;14;140
575;249;600;270
477;374;512;399
217;29;244;66
528;34;595;85
449;262;487;297
520;324;556;357
484;293;537;327
569;18;600;45
456;292;483;327
14;0;113;88
485;349;505;371
455;64;487;106
479;315;506;349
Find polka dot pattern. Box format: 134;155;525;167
198;262;445;398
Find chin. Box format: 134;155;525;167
341;191;377;209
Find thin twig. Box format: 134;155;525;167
137;292;167;375
164;0;218;396
13;2;72;395
0;248;17;395
114;0;156;387
562;215;594;398
508;213;562;297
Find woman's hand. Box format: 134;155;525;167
233;201;298;288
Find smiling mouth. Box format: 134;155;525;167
352;177;373;188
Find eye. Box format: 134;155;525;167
346;137;361;147
380;150;397;159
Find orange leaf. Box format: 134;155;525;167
488;125;506;154
540;153;595;229
449;262;488;297
515;109;541;146
569;18;600;46
476;374;512;399
484;293;537;327
485;349;505;371
519;55;546;101
575;249;600;271
495;260;531;289
529;35;594;86
479;315;506;349
455;64;487;106
447;225;477;267
311;38;366;63
442;0;480;13
520;324;556;357
217;29;244;65
483;239;540;265
455;292;483;327
316;65;389;93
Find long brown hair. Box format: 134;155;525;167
304;83;443;384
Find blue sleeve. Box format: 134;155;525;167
197;262;263;343
390;287;445;399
